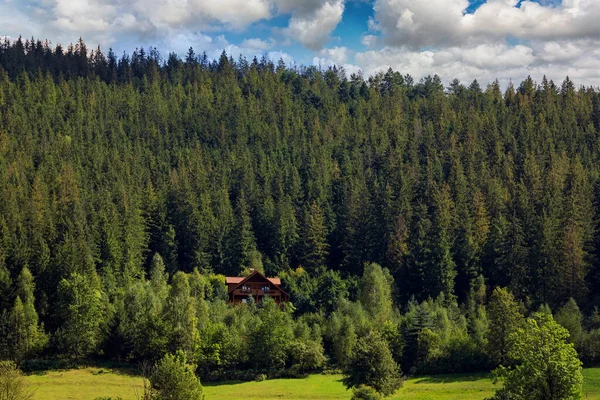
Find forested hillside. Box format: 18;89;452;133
0;37;599;387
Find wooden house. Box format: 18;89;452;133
226;270;289;305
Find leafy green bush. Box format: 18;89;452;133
351;385;384;400
150;351;204;400
0;361;34;400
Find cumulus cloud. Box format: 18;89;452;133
1;0;347;54
313;46;362;76
371;0;599;49
240;38;275;50
135;0;272;31
372;0;468;48
318;46;350;64
354;38;600;88
350;0;600;87
0;3;41;39
285;0;345;50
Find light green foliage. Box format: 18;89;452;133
343;331;402;397
325;313;357;368
9;297;27;360
248;297;293;370
555;298;584;349
149;254;169;305
380;320;404;367
489;312;583;400
403;296;484;374
288;338;326;373
487;288;523;366
55;272;105;356
359;263;393;324
117;281;169;361
196;321;230;375
351;385;384;400
163;272;200;360
8;268;47;360
466;276;489;350
150;352;204;400
206;274;228;301
0;361;34;400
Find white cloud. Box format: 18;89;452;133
371;0;600;48
285;0;345;50
0;3;42;39
318;46;350;64
372;0;469;48
1;0;346;53
360;34;378;48
353;0;600;87
313;46;362;76
135;0;272;31
268;50;295;66
354;38;600;88
240;38;275;50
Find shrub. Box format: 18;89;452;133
150;351;204;400
351;385;384;400
0;361;34;400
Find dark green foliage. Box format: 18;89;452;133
299;203;329;274
343;331;402;396
150;351;204;400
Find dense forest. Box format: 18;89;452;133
0;36;599;394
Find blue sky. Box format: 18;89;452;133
1;0;598;86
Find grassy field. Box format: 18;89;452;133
23;367;600;400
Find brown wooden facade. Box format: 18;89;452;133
226;271;289;305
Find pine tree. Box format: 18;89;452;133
487;287;524;366
300;203;329;273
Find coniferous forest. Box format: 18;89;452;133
1;37;600;396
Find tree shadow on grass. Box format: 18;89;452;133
412;373;490;384
22;358;143;378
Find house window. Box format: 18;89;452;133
242;298;248;303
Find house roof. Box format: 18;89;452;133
226;271;287;296
226;276;281;285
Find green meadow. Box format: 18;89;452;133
24;367;600;400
